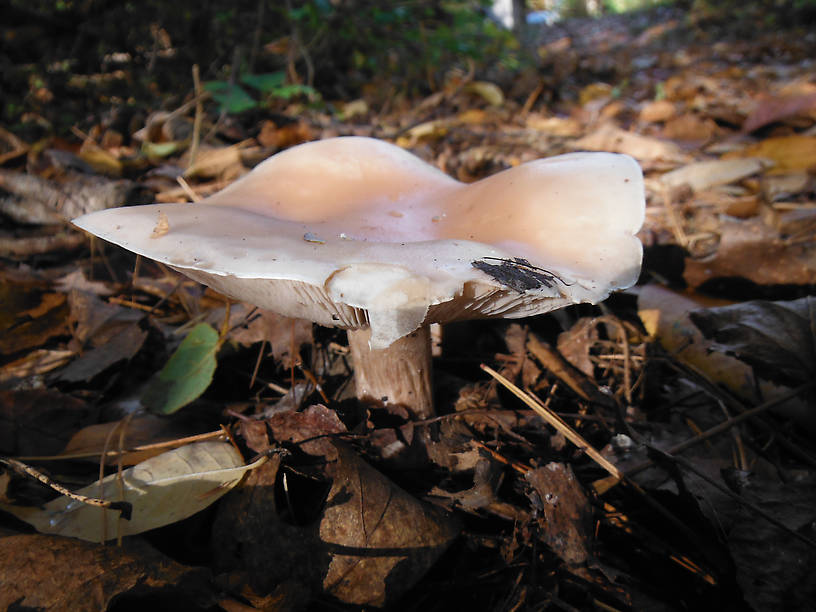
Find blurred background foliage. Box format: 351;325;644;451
2;0;814;136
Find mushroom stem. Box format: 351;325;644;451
346;325;434;420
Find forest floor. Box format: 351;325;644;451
1;4;816;611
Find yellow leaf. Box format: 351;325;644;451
726;136;816;172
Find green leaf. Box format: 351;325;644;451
271;83;319;101
143;323;219;414
203;81;258;114
240;71;286;93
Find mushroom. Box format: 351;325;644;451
73;137;644;420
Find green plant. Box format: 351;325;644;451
281;1;520;95
204;71;320;114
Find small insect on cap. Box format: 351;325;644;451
73;137;645;349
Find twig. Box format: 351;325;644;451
480;364;623;484
188;64;203;170
176;175;202;202
1;457;132;520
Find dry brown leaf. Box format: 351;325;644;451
726;135;816;172
53;269;114;296
183;144;244;179
639;100;677;123
525;462;591;565
0;231;88;258
257;120;313;149
57;324;147;382
0;349;74;384
556;317;599;377
67;289;142;350
213;441;460;607
395;119;451;147
684;214;816;287
0;168;134;224
742;91;816;133
637;285;811;427
79;139;123;176
689;296;815;389
660;158;772;193
662;114;718;142
502;323;540;387
266;404;346;456
0;534;212;611
320;443;461;607
60;414;203;464
525;114;583;137
0;280;69;355
223;305;314;368
572;122;688;163
0;389;97;456
762;171;812;202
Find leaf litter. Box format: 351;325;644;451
1;4;816;611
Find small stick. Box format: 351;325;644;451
189;64;203;169
480;364;623;484
1;458;132;520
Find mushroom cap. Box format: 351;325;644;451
73;137;644;348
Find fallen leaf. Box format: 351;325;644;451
525;114;583;137
0;348;74;384
183;144;244;179
579;82;613;106
53;268;114;296
762;171;812;202
464;81;504;107
266;404;346;456
726;475;816;611
79;139;123;176
662;113;718;142
725;135;816;172
0;389;97;456
742;92;816;133
660;158;772;193
57;324;147;382
0;280;69;355
689;296;815;388
572;122;688;163
639;100;677;123
0;534;214;611
0;168;135;223
221;305;313;368
213;441;460;606
637;285;812;429
525;462;592;565
66;289;142;349
320;443;461;607
257;120;313;149
142;322;219;415
395;119;451;147
60;414;205;464
638;285;762;398
1;441;250;541
683;215;816;287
